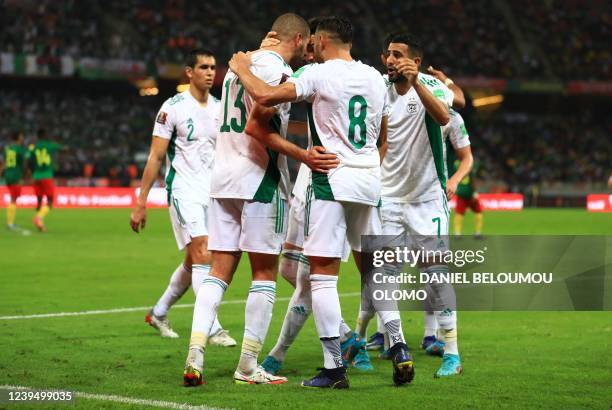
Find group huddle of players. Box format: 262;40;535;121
1;129;61;234
129;14;484;389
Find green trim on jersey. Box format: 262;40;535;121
252;115;283;203
304;185;313;237
264;51;290;69
274;190;285;233
425;113;446;191
165;128;178;205
307;103;335;200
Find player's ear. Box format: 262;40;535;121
413;56;422;66
380;53;387;66
185;66;193;80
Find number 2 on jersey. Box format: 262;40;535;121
348;95;368;149
220;78;247;133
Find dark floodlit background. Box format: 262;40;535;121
1;0;610;206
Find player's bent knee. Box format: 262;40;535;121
188;236;211;264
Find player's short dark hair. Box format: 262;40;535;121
383;31;424;58
185;49;215;68
316;16;353;44
271;13;310;42
308;16;323;33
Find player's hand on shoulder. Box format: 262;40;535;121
427;66;448;83
229;52;251;75
304;146;340;174
395;58;419;85
260;31;281;48
130;203;147;233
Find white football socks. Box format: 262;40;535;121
189;276;227;349
238;281;276;375
192;264;222;336
279;249;302;287
311;274;343;369
153;263;191;317
424;311;438;338
356;306;375;338
269;259;311;362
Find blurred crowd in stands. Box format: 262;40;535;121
1;88;610;191
0;90;155;183
1;0;610;80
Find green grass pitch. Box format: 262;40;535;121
0;208;611;409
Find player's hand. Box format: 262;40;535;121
303;146;340;173
608;174;612;188
446;177;459;199
427;66;448;83
229;52;251;75
130;203;147;233
260;31;281;48
395;58;419;85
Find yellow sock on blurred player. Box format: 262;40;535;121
7;203;17;226
474;213;483;234
37;205;50;219
454;214;463;235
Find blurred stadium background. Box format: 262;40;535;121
1;0;610;210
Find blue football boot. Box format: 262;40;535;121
352;346;374;371
302;367;349;389
260;355;282;376
435;353;462;377
390;342;415;386
340;332;365;367
366;332;384;351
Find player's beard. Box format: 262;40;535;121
387;68;407;84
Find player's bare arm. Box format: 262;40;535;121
229;52;297;107
396;58;449;125
447;145;474;199
378;115;389;163
130;136;169;233
246;103;339;173
427;66;466;109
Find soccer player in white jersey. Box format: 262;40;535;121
248;19;370;377
130;49;235;347
381;31;466;377
229;16;413;389
182;13;316;387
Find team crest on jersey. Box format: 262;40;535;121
156;111;168;124
406;99;418;115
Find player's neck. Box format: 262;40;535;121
394;81;411;95
189;86;209;106
261;44;293;66
323;48;352;62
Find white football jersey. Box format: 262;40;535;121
288;60;387;206
381;72;454;203
210;50;293;202
443;109;471;177
152;90;220;203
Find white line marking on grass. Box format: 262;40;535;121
0;385;228;410
0;292;361;320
